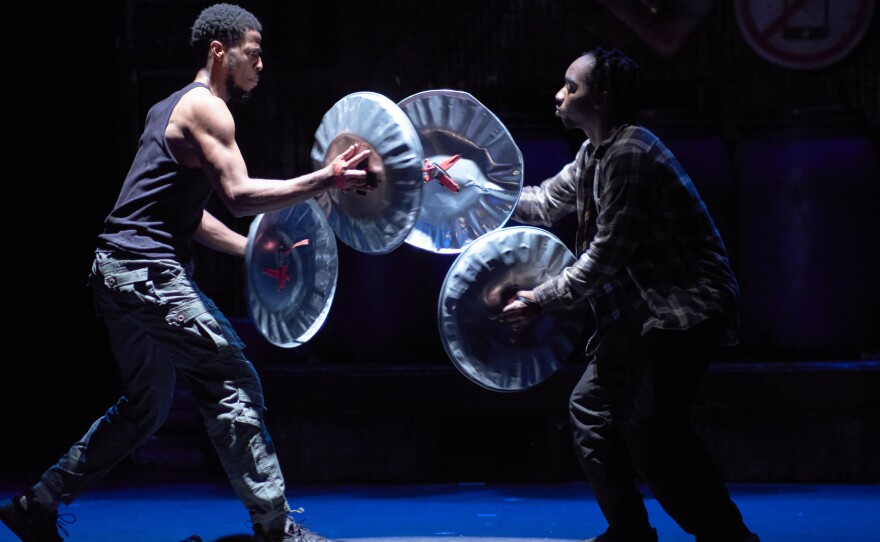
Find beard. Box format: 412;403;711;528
225;58;252;103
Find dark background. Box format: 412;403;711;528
3;1;878;485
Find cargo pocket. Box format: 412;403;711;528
105;267;164;305
234;388;266;428
166;296;246;352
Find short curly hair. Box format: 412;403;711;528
190;3;262;53
583;47;643;123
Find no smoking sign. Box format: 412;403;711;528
735;0;875;69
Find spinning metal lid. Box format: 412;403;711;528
438;226;583;391
311;92;425;254
399;90;524;254
245;199;338;348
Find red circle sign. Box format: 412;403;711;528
735;0;874;69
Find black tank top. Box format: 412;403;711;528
98;82;213;262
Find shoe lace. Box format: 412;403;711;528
20;487;76;539
55;512;76;538
251;507;326;542
288;518;323;541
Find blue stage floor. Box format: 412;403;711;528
2;477;878;542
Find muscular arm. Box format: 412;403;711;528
174;89;370;218
193;209;247;257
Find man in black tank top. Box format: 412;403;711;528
1;4;370;542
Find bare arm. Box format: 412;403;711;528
193;209;248;257
176;89;371;218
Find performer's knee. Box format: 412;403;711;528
114;388;174;434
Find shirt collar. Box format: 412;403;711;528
586;123;630;160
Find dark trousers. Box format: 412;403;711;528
569;316;751;542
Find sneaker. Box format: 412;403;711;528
0;489;74;541
253;518;329;542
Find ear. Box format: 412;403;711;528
209;40;225;63
593;90;609;111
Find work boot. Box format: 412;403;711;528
0;489;73;541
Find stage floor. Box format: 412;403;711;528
2;475;878;542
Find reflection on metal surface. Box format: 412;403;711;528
399;90;523;254
438;226;583;391
245;200;338;348
311;92;424;254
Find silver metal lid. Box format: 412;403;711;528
311;92;425;254
438;226;583;391
399;90;523;254
244;199;338;348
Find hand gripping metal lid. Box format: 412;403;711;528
398;90;523;254
438;226;584;391
244;199;338;348
311;92;425;254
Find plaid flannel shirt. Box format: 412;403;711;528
513;124;740;346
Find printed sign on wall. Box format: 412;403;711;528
735;0;875;69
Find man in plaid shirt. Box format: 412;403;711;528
502;48;759;542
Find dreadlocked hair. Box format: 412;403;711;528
583;47;644;123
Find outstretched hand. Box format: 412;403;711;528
329;143;373;192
